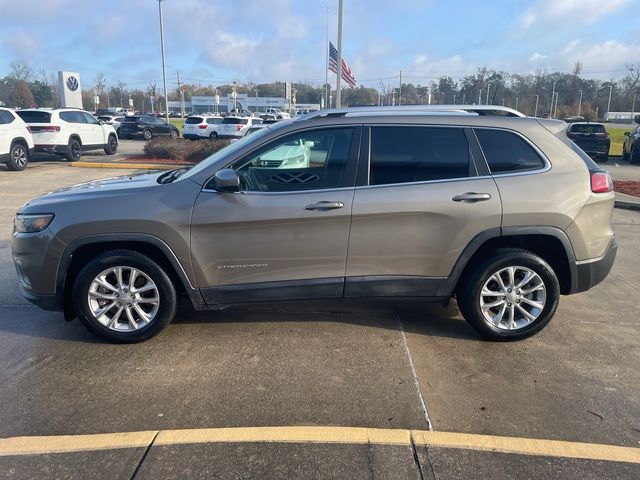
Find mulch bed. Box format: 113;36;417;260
117;155;195;165
613;180;640;197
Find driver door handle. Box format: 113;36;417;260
305;201;345;210
452;192;492;203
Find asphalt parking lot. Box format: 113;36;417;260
0;162;639;479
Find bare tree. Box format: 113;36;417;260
9;60;33;81
117;80;127;107
94;72;106;95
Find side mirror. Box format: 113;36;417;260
212;168;240;193
97;119;105;125
624;131;631;137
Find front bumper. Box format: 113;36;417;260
573;238;617;293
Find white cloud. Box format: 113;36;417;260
516;0;631;30
529;52;547;62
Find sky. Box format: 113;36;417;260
0;0;639;90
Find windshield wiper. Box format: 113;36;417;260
159;167;191;184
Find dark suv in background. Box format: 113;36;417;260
118;115;179;140
12;106;616;343
566;122;610;162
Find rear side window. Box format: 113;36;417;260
369;126;470;186
185;117;203;124
569;124;606;134
0;110;15;124
475;129;545;174
16;110;51;123
206;118;221;125
59;111;86;123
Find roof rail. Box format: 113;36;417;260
295;104;526;121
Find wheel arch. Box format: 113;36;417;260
68;134;82;145
58;234;204;319
440;227;577;297
10;136;30;149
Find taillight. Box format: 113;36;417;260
591;171;612;193
236;124;243;131
198;124;207;129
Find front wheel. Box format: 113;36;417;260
72;250;177;343
104;135;118;155
457;248;560;341
6;142;29;171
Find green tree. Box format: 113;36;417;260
10;80;34;107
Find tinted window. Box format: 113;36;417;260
185;117;203;124
475;129;545;174
206;118;222;125
83;112;98;124
98;116;112;121
0;110;15;124
369;127;470;186
222;118;248;125
123;116;140;123
16;110;51;123
569;124;606;134
230;128;354;192
59;111;86;123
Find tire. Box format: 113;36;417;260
65;138;82;161
209;131;218;140
6;141;29;171
169;129;178;139
631;144;640;165
457;248;560;341
104;134;118;155
621;146;629;162
143;129;153;141
72;250;177;343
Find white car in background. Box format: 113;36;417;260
182;115;223;140
253;138;311;168
97;115;125;134
0;107;34;171
17;108;118;161
217;116;263;139
259;108;290;120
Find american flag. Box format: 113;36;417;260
329;42;357;89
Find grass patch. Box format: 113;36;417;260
606;126;629;157
169;118;184;134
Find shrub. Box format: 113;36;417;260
143;137;230;162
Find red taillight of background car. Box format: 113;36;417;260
591;171;613;193
198;124;207;129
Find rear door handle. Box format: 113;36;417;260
452;192;492;203
305;201;345;210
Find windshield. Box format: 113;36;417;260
180;126;273;180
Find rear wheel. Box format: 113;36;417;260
143;129;153;141
104;134;118;155
209;131;218;140
72;250;177;343
6;142;28;171
631;144;640;165
170;129;178;139
457;248;560;341
65;138;82;161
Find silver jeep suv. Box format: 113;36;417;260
12;106;616;343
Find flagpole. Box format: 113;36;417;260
336;0;343;108
325;5;329;109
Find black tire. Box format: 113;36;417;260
457;248;560;341
209;131;218;140
170;129;178;139
72;250;177;343
6;141;29;171
143;129;153;141
104;134;118;155
631;144;640;165
66;137;82;161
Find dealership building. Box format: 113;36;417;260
167;94;319;114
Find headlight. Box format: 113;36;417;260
14;214;54;233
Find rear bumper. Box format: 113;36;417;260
572;238;617;293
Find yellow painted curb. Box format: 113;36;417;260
70;161;182;170
1;426;639;464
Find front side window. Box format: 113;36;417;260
475;129;545;174
59;111;85;123
229;128;354;192
83;112;98;124
369;126;470;186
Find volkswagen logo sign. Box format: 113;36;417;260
66;76;79;92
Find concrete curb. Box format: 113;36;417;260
614;200;640;211
70;162;180;170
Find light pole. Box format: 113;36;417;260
606;84;613;122
157;0;169;124
335;0;344;108
550;80;556;118
486;83;491;105
534;94;539;117
553;92;558;119
577;89;583;117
